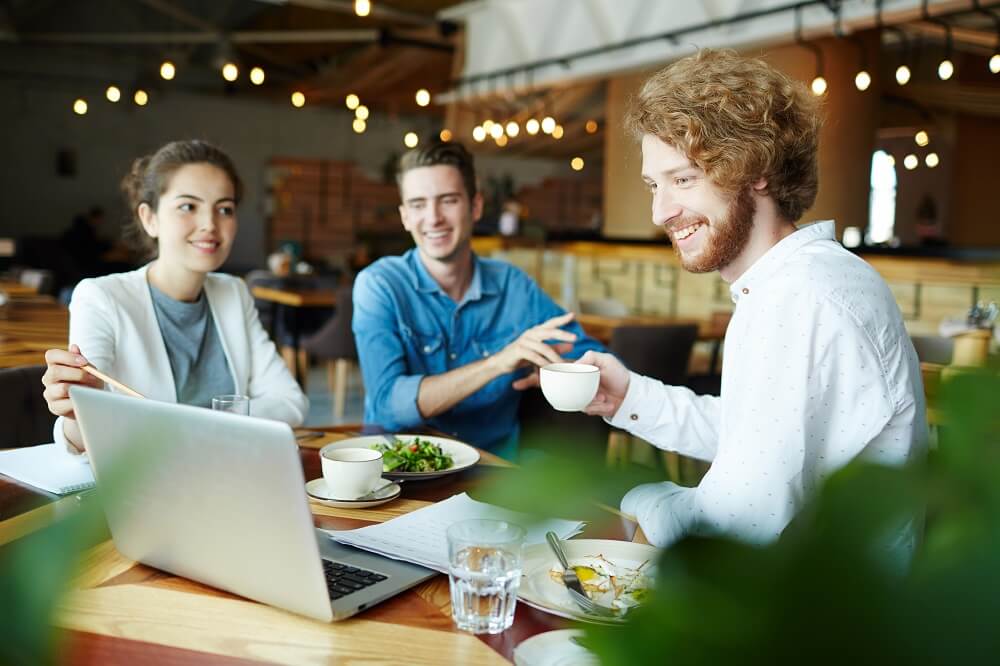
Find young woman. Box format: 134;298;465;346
42;140;308;453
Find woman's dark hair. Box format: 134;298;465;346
120;139;243;257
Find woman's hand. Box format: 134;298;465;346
576;350;631;419
42;344;103;452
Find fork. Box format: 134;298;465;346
545;531;618;619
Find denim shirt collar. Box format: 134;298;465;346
407;248;498;305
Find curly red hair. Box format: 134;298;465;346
625;49;822;222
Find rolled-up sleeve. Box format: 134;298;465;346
352;271;424;429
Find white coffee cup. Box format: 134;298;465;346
320;447;383;500
539;363;600;412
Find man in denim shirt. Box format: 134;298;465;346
352;142;604;458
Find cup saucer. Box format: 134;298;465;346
305;478;401;508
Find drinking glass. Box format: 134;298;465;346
447;518;525;634
211;394;250;415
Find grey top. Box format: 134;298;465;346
148;282;236;408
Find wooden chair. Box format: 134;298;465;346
302;285;358;422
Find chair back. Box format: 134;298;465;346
610;324;699;386
910;335;954;365
0;365;56;447
302;285;357;361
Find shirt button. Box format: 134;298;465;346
630;413;639;421
423;345;432;353
482;351;489;358
741;287;749;295
450;353;457;360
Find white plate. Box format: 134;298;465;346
513;629;598;666
305;478;401;508
518;539;658;625
319;434;480;480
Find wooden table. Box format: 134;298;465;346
0;280;40;297
251;286;337;384
0;294;68;369
1;425;635;664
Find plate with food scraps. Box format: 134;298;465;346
319;434;480;481
518;539;658;624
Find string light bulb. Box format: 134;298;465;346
345;93;360;110
439;129;452;142
937;58;954;81
355;105;369;120
415;89;431;107
525;118;540;135
505;121;519;138
105;85;121;102
404;132;418;148
811;76;827;96
250;67;265;85
482;119;494;132
570;157;584;171
541;116;556;134
895;65;911;85
353;118;366;133
489;123;504;140
495;134;508;147
886;154;896;167
585;119;598;134
854;70;871;91
355;0;371;17
291;91;305;107
134;90;148;106
160;60;175;80
914;130;929;147
903;154;919;170
472;126;487;142
73;99;87;115
991;54;1000;74
222;62;238;82
552;124;564;139
925;152;939;168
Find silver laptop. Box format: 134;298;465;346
70;385;435;622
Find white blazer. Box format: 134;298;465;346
54;265;308;450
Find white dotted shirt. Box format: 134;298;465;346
611;221;927;548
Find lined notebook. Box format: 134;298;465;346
324;492;584;573
0;443;95;495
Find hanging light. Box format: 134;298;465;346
160;60;176;81
222;62;238;82
847;34;871;92
505;121;519;138
489;123;504;140
811;76;828;96
854;71;871;91
482;119;495;132
552;124;564;139
937;58;954;81
249;67;265;85
884;23;912;86
525;118;540;135
541;116;556;134
903;154;919;170
72;99;88;115
991;54;1000;74
105;85;121;102
291;91;305;107
925;152;940;168
914;130;929;147
415;89;431;107
585;119;598;134
570;157;584;171
355;0;371;17
895;64;912;85
345;93;360;110
495;134;508;147
352;118;366;133
886;154;896;167
439;129;452;142
795;6;826;97
472;126;487;142
134;90;148;106
355;104;369;120
404;132;419;148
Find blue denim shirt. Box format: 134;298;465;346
352;249;604;454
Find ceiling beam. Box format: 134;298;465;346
15;29;379;44
904;20;1000;52
254;0;438;27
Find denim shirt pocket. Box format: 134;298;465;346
401;323;445;373
471;330;517;361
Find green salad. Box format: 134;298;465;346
372;437;454;473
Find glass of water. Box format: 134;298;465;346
446;518;525;634
211;394;250;415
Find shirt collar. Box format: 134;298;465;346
407;249;498;303
729;220;836;303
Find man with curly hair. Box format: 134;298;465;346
580;50;926;550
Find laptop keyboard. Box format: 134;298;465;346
322;560;388;600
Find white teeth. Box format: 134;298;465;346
425;231;448;239
674;223;704;240
191;241;218;248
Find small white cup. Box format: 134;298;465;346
539;363;600;412
320;446;383;500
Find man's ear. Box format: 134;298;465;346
751;177;768;192
470;192;485;222
398;203;412;231
137;203;158;238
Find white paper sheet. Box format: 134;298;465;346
0;443;95;495
324;493;584;573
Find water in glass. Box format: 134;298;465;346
449;546;521;634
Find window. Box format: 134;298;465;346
867;150;897;244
